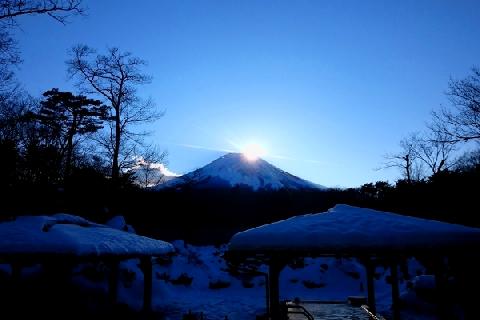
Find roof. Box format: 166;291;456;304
228;204;480;256
0;214;174;258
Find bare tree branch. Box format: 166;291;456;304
67;45;163;180
0;0;84;26
381;134;424;183
430;67;480;143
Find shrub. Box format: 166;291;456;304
156;272;170;281
288;258;305;269
170;273;194;286
209;279;231;289
345;271;361;280
242;279;254;288
154;255;173;266
80;263;106;283
120;268;136;288
302;280;326;289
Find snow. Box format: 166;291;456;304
412;275;436;290
106;215;136;233
2;237;438;319
229;204;480;254
0;214;173;257
156;152;323;191
88;242;426;319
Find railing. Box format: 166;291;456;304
360;305;386;320
285;304;315;320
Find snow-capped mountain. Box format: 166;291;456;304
155;152;324;191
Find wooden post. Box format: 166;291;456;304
268;261;281;320
265;272;270;316
11;262;21;282
365;258;377;318
434;257;448;320
390;261;400;320
108;259;119;306
11;262;22;299
141;256;153;313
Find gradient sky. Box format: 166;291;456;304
12;0;480;187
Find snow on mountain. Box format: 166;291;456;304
155;152;324;191
129;160;180;188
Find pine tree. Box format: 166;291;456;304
35;88;108;176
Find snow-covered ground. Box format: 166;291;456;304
0;239;445;319
0;209;459;319
108;241;430;319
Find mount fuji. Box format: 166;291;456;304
154;153;324;191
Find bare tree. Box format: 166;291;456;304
0;0;83;24
0;29;20;92
414;132;457;175
455;149;480;172
0;0;84;92
431;67;480;143
132;147;168;188
0;88;35;144
67;45;162;181
383;134;423;183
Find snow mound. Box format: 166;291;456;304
156;152;323;191
229;204;480;254
0;214;173;257
106;215;136;233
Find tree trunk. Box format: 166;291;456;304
112;105;121;182
65;133;73;177
405;154;412;183
65;114;77;178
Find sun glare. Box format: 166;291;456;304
242;143;266;162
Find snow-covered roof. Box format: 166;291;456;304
229;204;480;255
0;214;174;258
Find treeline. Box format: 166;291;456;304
1;0;479;244
0;1;165;196
1;64;480;244
1;164;478;245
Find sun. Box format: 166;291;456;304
242;143;266;161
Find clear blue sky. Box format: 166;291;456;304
12;0;480;187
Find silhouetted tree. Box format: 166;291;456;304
383;134;424;183
0;89;35;143
0;0;83;24
0;91;40;186
0;1;84;93
431;67;480;143
67;45;162;182
35;89;108;176
131;147;168;188
0;30;20;92
412;132;457;175
454;149;480;172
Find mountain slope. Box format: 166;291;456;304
155;153;324;191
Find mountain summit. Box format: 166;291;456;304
155;153;323;191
